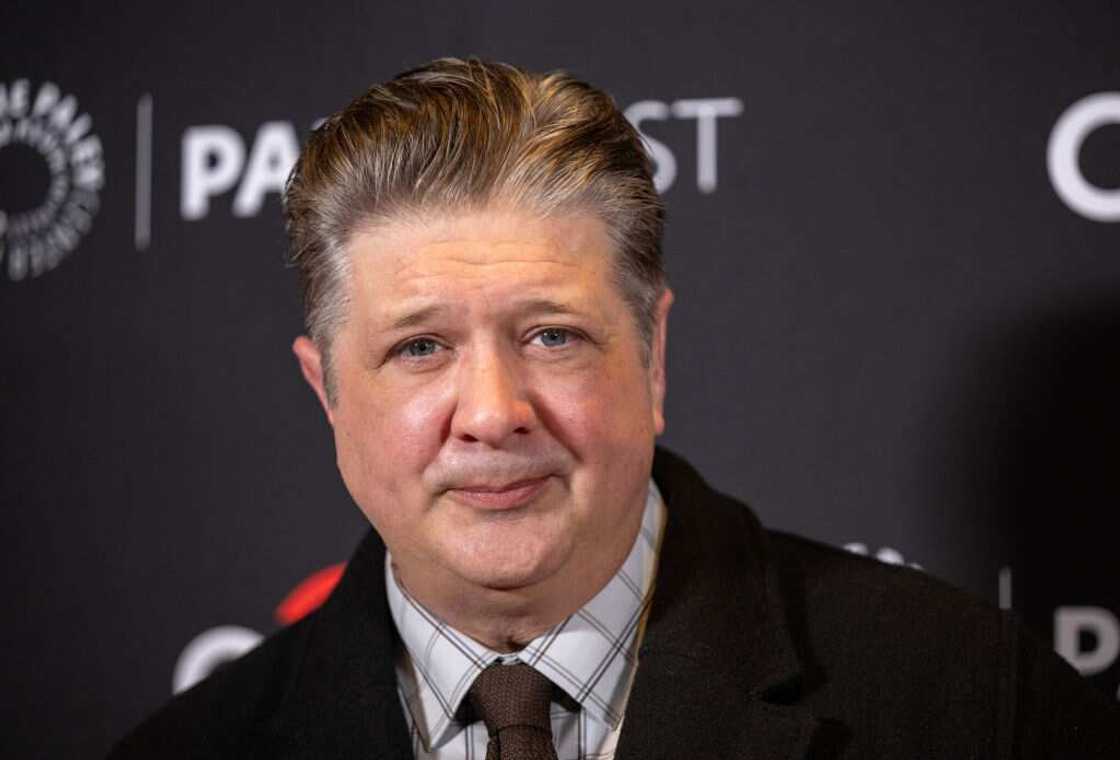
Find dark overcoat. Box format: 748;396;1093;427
110;448;1120;758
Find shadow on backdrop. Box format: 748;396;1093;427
940;286;1120;699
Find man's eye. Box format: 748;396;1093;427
533;328;575;348
398;338;442;358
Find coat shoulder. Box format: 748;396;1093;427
763;528;1016;684
107;617;313;759
765;528;1000;637
761;528;1120;757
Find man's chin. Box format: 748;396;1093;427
444;536;573;595
451;555;561;593
473;570;551;593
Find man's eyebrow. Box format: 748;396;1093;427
383;297;589;334
388;304;449;331
515;298;583;317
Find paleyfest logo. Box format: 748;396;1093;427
0;80;104;281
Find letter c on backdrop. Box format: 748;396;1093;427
1047;92;1120;222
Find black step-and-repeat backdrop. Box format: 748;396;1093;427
2;1;1118;756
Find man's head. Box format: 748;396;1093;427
285;58;665;402
286;59;672;641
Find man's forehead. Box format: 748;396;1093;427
382;237;586;279
345;208;617;316
349;207;610;265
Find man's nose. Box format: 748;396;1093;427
450;347;536;447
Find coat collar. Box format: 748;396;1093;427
268;527;413;758
271;447;825;759
614;447;824;759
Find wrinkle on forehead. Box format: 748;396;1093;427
347;209;612;303
390;252;583;281
383;255;593;305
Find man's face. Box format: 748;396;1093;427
294;205;670;607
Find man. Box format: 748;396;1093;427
111;58;1119;758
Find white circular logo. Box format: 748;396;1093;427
0;79;104;281
172;625;263;694
1047;92;1120;223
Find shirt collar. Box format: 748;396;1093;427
386;480;667;751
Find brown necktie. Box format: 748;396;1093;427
467;662;559;760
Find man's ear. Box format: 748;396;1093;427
292;336;335;425
650;287;673;435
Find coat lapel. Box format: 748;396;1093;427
615;448;825;760
268;529;413;759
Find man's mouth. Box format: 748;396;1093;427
446;476;551;510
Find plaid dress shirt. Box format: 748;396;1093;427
385;481;667;760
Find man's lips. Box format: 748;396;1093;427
445;476;550;510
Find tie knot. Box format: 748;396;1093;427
467;662;554;736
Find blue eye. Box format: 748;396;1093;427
400;338;441;358
536;328;572;348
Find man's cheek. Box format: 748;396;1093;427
538;380;603;440
384;390;454;483
400;393;442;434
560;397;631;453
573;365;648;428
333;426;372;510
